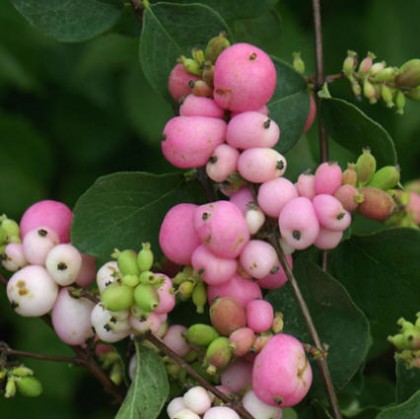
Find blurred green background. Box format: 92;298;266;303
0;0;419;417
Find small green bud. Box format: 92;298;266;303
177;279;195;301
16;376;43;397
134;283;159;312
388;333;409;350
395;90;406;115
101;283;134;311
292;52;305;74
363;79;378;104
380;84;395;108
138;270;163;285
191;48;205;66
172;266;195;285
114;249;140;276
396;58;420;88
1;218;20;243
368;165;400;190
137;242;154;273
406;85;420;101
109;363;123;386
0;369;7;380
350;77;362;98
371;66;398;83
342;50;357;77
184;323;219;347
358;52;376;76
121;274;140;288
5;377;16;398
10;366;34;377
192;280;206;314
369;61;386;76
271;312;284;334
204;33;230;64
202;61;214;86
202;336;232;375
342;163;358;186
178;56;201;76
356;148;377;186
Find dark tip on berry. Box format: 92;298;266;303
110;316;117;324
0;253;7;261
11;300;19;309
57;262;68;271
292;230;301;240
104;324;112;332
270;266;280;275
188;80;195;88
198;268;205;275
202;212;210;221
277;160;285;171
337;212;345;220
249;52;257;61
274;396;284;405
263;119;271;129
161;134;167;142
209;155;218;164
38;228;48;237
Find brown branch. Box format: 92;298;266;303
143;333;255;419
266;230;342;419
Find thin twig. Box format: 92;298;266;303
143;333;255;419
130;0;144;22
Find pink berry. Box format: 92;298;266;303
159;203;201;265
168;63;200;102
191;244;238;285
154;274;176;315
252;333;313;407
257;255;292;290
206;144;239;183
45;243;82;286
161;116;226;169
1;242;27;272
213;43;276;112
229;187;255;214
194;201;250;259
278;197;320;250
20;200;72;243
226;112;280;150
221;359;253;393
303;93;316;133
246;299;274;333
296;173;316;199
210;297;247;336
74;253;97;288
312;194;351;231
228;327;256;357
314;228;343;250
22;226;59;265
314;162;342;195
257;177;298;218
180;94;225;118
162;325;190;357
240;240;279;280
237;148;287;184
407;191;420;224
334;184;360;212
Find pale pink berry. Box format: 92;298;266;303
168;63;200;102
183;386;212;415
174;409;201;419
226;112;280;149
312;194;352;231
51;287;95;345
203;406;240;419
229;187;255;214
167;397;187;419
231;105;269;118
296;172;316;199
257;255;292;290
240;240;279;280
407;191;420;224
96;261;120;293
74;253;97;288
91;304;130;343
194;201;250;259
162;325;190;357
20;199;72;243
314;162;342;195
278;197;320;250
237;148;287;183
242;390;283;419
334;184;360;212
210;296;247;336
1;243;27;272
159;203;201;265
246;299;274;333
252;333;313;407
213;43;276;112
191;244;238;285
228;327;256;356
154;274;176;315
206;144;239;183
162;116;226;169
245;205;266;235
129;311;163;335
7;265;58;317
180;94;225;118
314;228;343;250
207;273;262;307
221;359;253;393
22;227;59;266
45;243;82;286
257;177;298;218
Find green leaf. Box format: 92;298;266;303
115;344;169;419
71;171;205;263
266;259;371;395
10;0;123;42
396;359;420;404
268;57;309;154
330;228;420;352
376;390;420;419
321;98;397;167
139;2;230;100
149;0;278;21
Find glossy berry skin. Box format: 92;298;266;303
312;194;352;231
180;94;225;118
239;240;279;280
161;116;226;169
252;333;313;408
314;162;342;195
205;144;239;183
20;200;72;243
213;43;276;112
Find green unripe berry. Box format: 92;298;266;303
368;165;400;190
396;59;420;88
179;56;201;75
177;279;195;301
292;52;305;74
1;218;20;241
121;274;140;288
342;50;357;77
10;365;33;377
16;376;43;397
203;336;232;375
139;270;162;285
192;280;206;314
205;32;230;64
371;66;398;83
184;324;220;347
5;377;16;398
114;249;140;276
134;283;159;312
101;283;134;311
356;148;376;186
363;79;377;104
395;90;406;115
137;242;154;273
406;85;420;101
380;84;395;108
